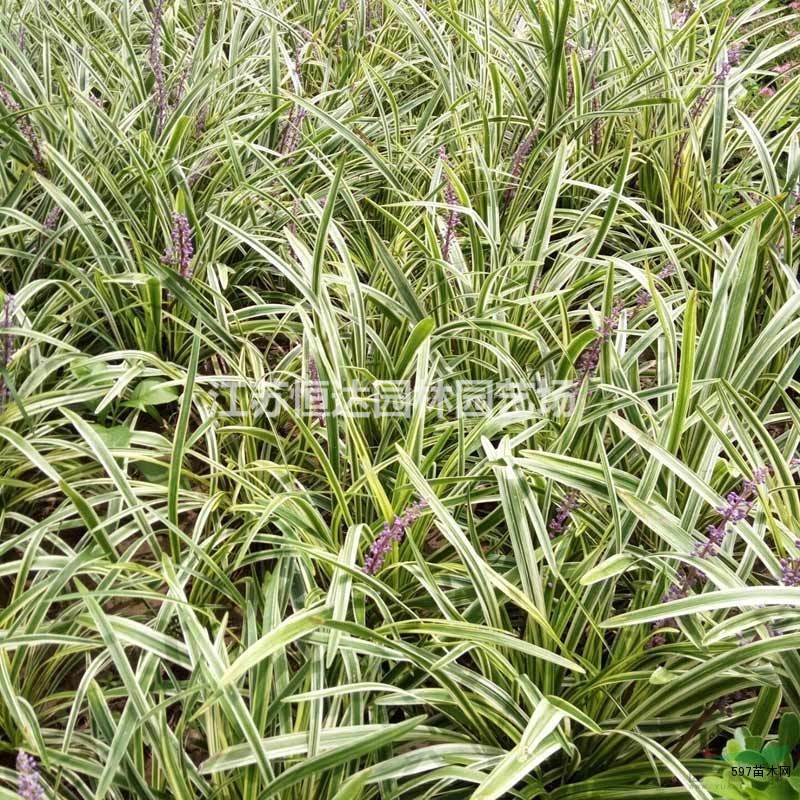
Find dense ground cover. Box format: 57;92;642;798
2;0;800;797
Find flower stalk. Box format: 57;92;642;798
279;106;308;157
17;750;44;800
573;298;625;392
307;355;326;426
149;0;169;135
438;146;461;261
0;85;46;173
504;130;536;204
162;212;194;279
364;500;428;574
651;468;770;644
549;491;580;536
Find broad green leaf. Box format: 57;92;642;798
124;379;179;409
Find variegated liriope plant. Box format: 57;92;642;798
0;0;800;798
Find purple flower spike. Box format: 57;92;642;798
43;206;62;231
780;555;800;587
694;467;768;557
194;105;208;136
780;541;800;586
742;466;771;493
363;500;428;575
307;355;326;426
650;467;770;645
366;0;384;31
573;297;625;391
689;56;733;123
718;491;752;522
162;212;194;279
149;0;168;135
549;490;580;536
590;70;602;151
672;8;688;26
634;289;652;311
504;130;536;204
650;565;694;641
0;85;46;173
279;106;308;158
438;146;461;261
660;262;676;279
663;577;691;603
174;17;205;105
634;264;676;312
17;750;44;800
695;520;725;558
675;53;733;171
0;294;14;403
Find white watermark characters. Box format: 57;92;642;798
204;378;578;419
